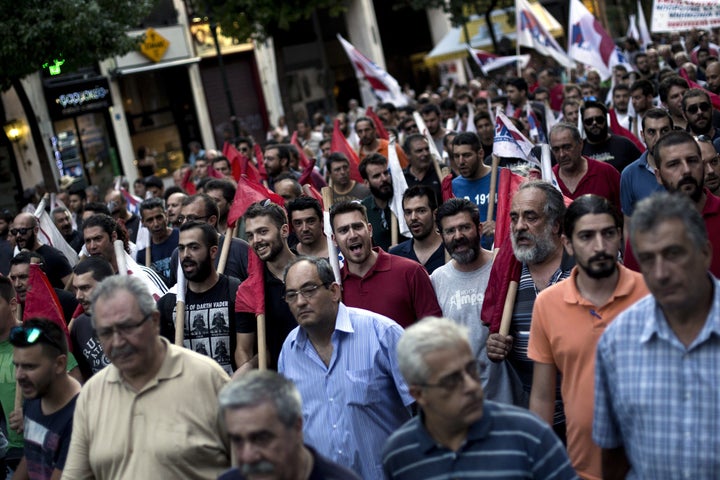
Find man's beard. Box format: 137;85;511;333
183;256;213;282
663;175;704;203
585;125;608;143
254;232;285;262
580;253;618;279
689;116;712;135
369;183;393;201
511;223;558;264
447;235;480;264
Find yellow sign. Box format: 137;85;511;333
140;28;169;63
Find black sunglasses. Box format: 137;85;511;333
9;326;64;352
583;115;606;127
10;227;31;236
686;102;711;115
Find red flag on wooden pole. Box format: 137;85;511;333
23;264;71;348
365;106;390;140
331;119;363;183
227;177;285;228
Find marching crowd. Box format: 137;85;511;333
1;25;720;480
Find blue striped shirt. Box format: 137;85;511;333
594;276;720;479
382;401;578;479
278;303;414;480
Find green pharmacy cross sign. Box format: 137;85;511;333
42;58;66;76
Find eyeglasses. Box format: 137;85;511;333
421;361;480;391
686;102;711;115
9;326;64;352
95;313;152;341
583;115;606;126
10;227;30;236
177;215;208;224
283;283;329;303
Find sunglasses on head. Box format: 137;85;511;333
9;326;64;352
686;102;711;115
10;227;30;236
583;115;606;126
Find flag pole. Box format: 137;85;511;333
499;281;519;335
217;225;236;275
145;244;151;267
487;154;500;223
391;212;399;247
257;313;267;371
321;187;342;285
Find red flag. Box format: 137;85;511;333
254;144;269;180
290;131;312;169
302;184;324;209
493;169;528;244
23;264;72;347
365;106;390;140
441;173;455;202
608;109;646;153
298;158;317;186
207;165;225;179
242;157;262;184
331;119;364;183
222;142;244;181
235;247;265;315
227;176;285;228
481;235;522;333
181;168;197;195
680;68;720;111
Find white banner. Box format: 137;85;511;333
651;0;720;32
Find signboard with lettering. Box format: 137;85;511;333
651;0;720;32
140;28;170;62
44;78;112;119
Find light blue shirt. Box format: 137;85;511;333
278;303;414;480
619;151;664;216
594;276;720;479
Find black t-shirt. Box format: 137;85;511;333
36;245;72;290
582;135;642;172
23;394;78;476
55;288;78;325
235;264;297;371
70;313;110;380
158;274;242;375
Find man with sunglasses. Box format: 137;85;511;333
278;257;414;480
382;317;576;479
11;319;81;480
683;89;720;142
63;275;230;479
10;213;72;290
581;101;642;173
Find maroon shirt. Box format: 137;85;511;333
554;156;621;212
341;247;442;328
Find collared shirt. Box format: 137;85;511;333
62;338;230;480
553;157;621;213
341;247;442;328
361;195;393;251
619;151;665;216
278;303;414;480
388;238;446;275
594;276;720;479
382;401;578;480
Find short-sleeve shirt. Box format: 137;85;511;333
582;134;643;172
619;152;665;217
554;157;621;212
136;228;179;286
36;245;72;290
23;394;78;478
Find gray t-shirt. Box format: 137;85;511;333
431;259;520;404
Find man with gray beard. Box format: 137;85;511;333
430;199;516;402
486;181;574;437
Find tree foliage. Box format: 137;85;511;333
0;0;156;90
189;0;349;42
398;0;514;29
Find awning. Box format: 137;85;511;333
426;5;564;66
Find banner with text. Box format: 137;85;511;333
651;0;720;32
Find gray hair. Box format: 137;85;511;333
90;275;157;328
397;317;470;386
549;123;582;144
516;180;567;234
218;370;302;429
283;256;335;285
630;192;708;251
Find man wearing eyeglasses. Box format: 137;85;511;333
581;101;642;173
683;88;720;142
10;212;73;290
528;196;648;480
278;257;414;480
63;275;231;479
11;319;81;480
382;317;576;480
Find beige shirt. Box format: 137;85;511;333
62;338;230;480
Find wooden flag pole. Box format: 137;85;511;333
257;313;267;370
487;154;500;224
499;281;519;336
391;211;398;247
217;224;236;275
145;244;151;267
321;187;342;285
175;262;186;347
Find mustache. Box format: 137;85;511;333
241;461;275;475
678;176;699;188
108;345;137;362
588;253;615;263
